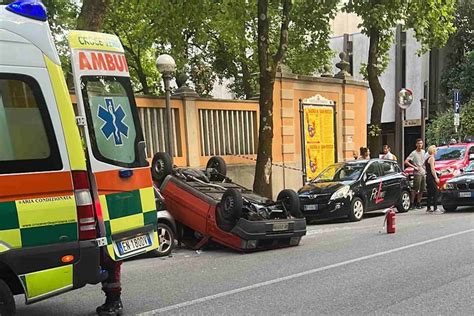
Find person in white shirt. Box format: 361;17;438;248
381;145;397;161
405;138;426;209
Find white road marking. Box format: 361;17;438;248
139;228;474;315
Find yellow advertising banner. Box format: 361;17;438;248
303;105;335;180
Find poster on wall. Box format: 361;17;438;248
300;95;336;183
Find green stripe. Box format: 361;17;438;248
106;190;142;219
143;211;156;227
0;201;19;230
104;220;112;243
21;223;77;247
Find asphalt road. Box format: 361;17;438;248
16;206;474;315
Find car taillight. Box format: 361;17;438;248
72;171;97;240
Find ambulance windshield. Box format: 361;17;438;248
81;76;146;167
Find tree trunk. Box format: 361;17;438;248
253;0;274;198
76;0;110;31
367;28;385;157
253;0;291;198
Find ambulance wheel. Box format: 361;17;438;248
155;223;175;257
0;279;15;316
349;197;364;222
397;190;411;213
220;189;243;221
206;156;227;176
152;152;173;183
277;189;303;218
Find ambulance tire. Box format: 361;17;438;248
152;152;173;183
277;189;303;218
220;189;243;222
0;279;15;316
206;156;227;177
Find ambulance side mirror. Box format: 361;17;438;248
138;141;148;166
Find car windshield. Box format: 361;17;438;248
314;162;366;182
435;146;466;161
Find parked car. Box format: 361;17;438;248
298;159;411;222
151;153;306;252
153;186;177;257
405;140;474;188
441;162;474;212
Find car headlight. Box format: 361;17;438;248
444;183;455;190
331;186;350;200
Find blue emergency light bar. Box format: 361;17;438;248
6;0;47;21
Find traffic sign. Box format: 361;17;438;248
453;89;461;113
454;113;460;126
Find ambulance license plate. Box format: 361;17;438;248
117;234;151;255
273;222;289;231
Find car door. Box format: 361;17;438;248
380;160;402;208
68;31;158;260
362;161;383;211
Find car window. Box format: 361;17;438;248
0;74;61;174
381;161;398;176
315;162;366;182
435;146;466;161
81;76;146;167
365;161;381;177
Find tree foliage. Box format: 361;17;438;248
426;98;474;146
344;0;457;156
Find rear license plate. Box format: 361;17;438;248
304;204;318;211
273;222;289;231
117;234;151;255
459;192;472;198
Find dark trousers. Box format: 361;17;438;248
426;178;438;210
100;252;122;299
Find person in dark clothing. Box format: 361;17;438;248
425;145;442;214
96;252;123;315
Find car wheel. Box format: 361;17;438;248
349;197;364;222
277;189;303;218
442;204;457;212
0;279;15;316
154;223;175;257
151;152;173;183
206;156;227;176
220;188;243;221
397;190;411;213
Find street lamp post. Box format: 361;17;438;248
156;54;176;162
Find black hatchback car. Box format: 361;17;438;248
441;162;474;212
298;159;411;222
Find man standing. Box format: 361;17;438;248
381;145;397;161
405;139;426;209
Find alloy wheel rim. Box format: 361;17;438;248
354;200;363;219
157;227;171;253
402;192;410;210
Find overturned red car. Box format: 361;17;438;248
152;153;306;252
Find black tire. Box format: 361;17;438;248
151;152;173;183
348;197;364;222
0;279;15;316
277;189;303;218
442;204;457;212
206;156;227;176
397;190;411;213
220;189;243;221
154;222;175;257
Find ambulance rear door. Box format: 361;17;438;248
68;31;158;260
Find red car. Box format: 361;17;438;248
151;153;306;252
405;140;474;189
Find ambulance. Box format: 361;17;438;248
0;1;158;314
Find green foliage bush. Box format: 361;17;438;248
426;98;474;146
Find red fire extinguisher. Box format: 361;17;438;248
386;208;396;234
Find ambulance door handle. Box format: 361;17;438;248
119;169;133;178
